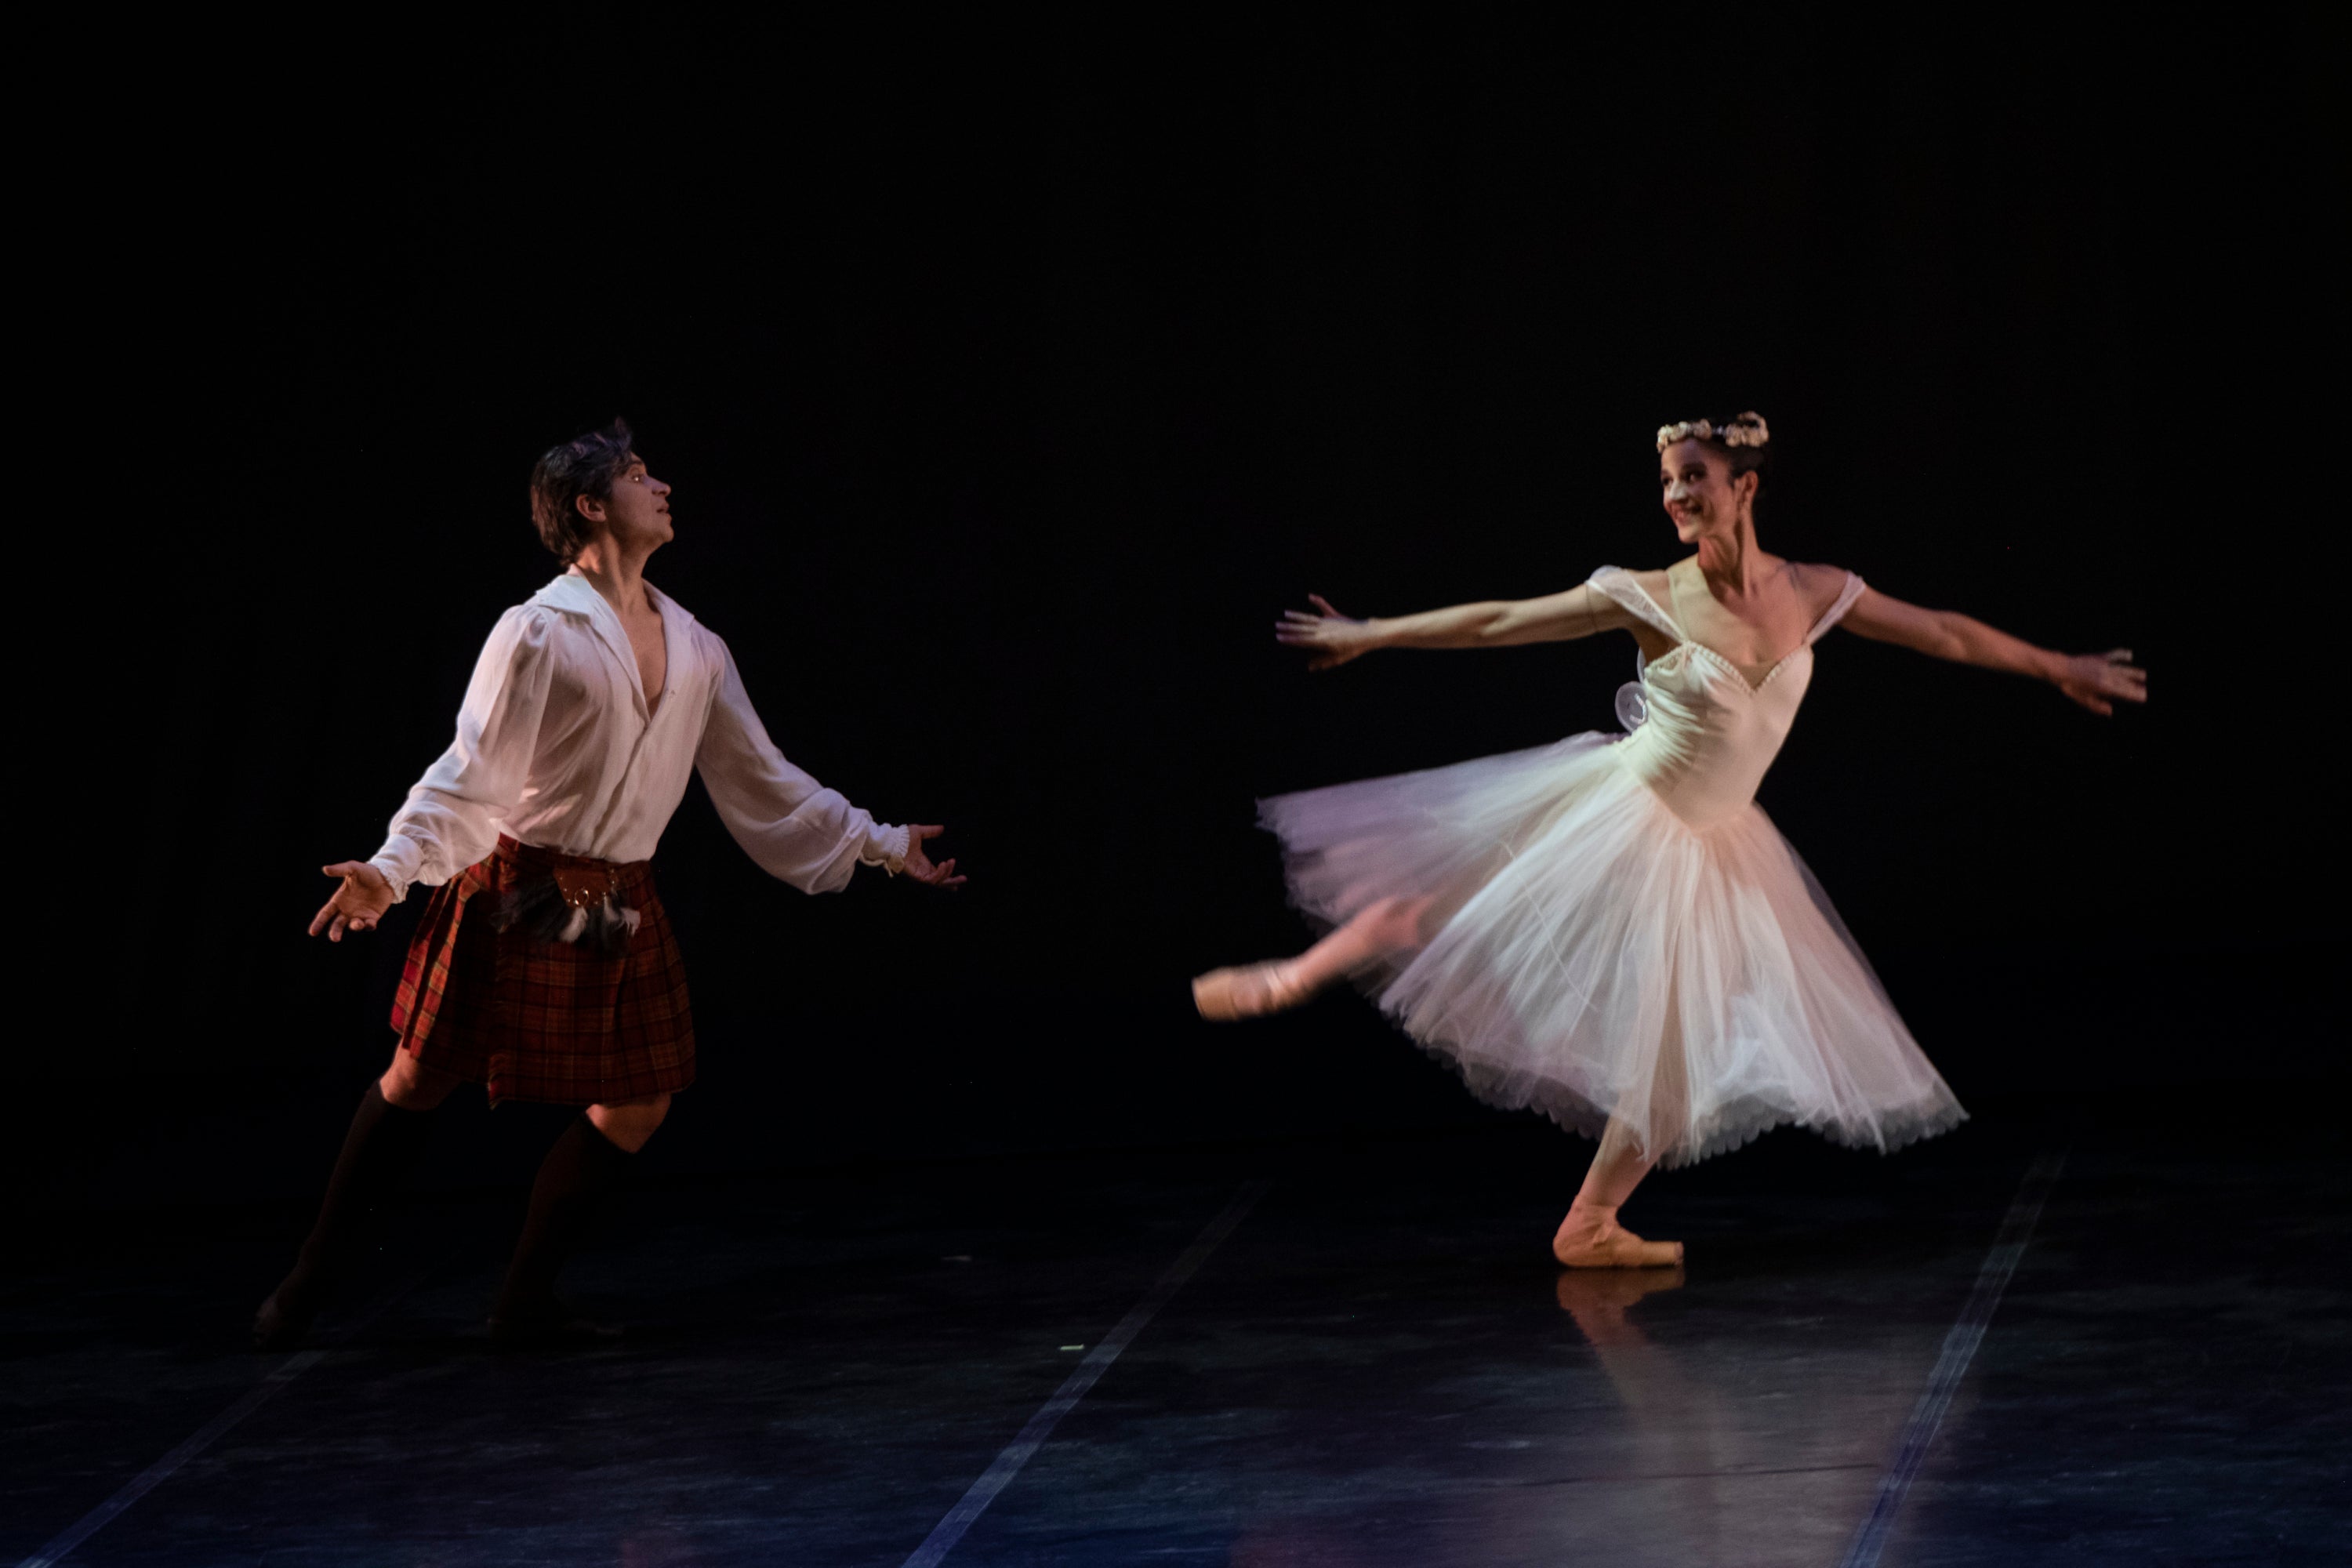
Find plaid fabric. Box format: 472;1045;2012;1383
392;836;694;1106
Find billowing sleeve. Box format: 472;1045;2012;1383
693;634;908;894
367;606;558;901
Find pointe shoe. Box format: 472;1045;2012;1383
1191;960;1308;1022
1552;1208;1684;1269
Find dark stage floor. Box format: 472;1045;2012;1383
8;1098;2347;1566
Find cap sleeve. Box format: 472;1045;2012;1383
1586;566;1682;641
1802;571;1868;645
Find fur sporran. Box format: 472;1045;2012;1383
492;862;643;955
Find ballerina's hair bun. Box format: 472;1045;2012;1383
1655;411;1770;454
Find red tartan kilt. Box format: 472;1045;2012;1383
391;836;694;1106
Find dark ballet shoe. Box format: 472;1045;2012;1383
251;1274;321;1351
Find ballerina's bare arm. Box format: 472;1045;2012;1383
1276;586;1641;670
1838;585;2148;717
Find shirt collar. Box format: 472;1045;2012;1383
528;572;697;713
529;572;696;630
528;572;612;618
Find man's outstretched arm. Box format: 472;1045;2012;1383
309;606;558;940
694;637;964;892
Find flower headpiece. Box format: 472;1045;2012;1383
1656;411;1769;453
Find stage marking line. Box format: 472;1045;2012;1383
900;1179;1272;1568
15;1250;458;1568
1837;1148;2067;1568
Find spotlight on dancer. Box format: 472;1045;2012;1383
256;419;965;1350
1194;411;2145;1269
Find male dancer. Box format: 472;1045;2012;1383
256;419;964;1348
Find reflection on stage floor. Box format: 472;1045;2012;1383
8;1098;2346;1566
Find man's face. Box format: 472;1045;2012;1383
579;453;674;550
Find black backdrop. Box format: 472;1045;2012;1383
38;13;2343;1196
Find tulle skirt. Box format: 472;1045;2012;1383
1260;733;1965;1167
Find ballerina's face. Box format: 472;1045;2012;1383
1659;438;1756;543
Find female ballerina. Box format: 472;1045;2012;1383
1192;412;2146;1268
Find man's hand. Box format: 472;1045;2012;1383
2054;648;2148;717
310;861;395;942
903;826;967;889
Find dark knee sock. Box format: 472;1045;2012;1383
491;1114;636;1324
256;1083;433;1343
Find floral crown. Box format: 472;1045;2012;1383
1656;411;1769;453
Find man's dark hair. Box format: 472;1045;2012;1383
528;419;637;563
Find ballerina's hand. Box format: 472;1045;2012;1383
1276;593;1379;670
2055;648;2148;716
310;860;394;942
902;825;967;889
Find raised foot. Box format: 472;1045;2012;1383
1191;961;1308;1022
1552;1218;1684;1270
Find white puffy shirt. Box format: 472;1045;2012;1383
368;572;909;901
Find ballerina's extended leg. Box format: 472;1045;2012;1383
1192;896;1431;1021
1553;1117;1684;1269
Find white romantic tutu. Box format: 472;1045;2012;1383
1261;732;1966;1167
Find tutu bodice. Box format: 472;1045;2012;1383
1591;566;1868;830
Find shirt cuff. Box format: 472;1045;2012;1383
368;834;425;904
861;822;911;875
